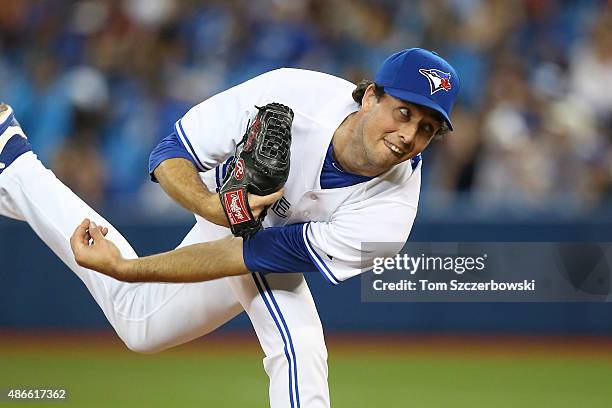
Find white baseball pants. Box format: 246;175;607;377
0;152;330;408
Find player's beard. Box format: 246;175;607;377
357;120;374;168
358;116;400;176
340;112;400;177
352;116;386;176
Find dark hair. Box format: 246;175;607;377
351;79;450;138
351;79;385;105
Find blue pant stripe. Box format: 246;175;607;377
252;273;296;408
260;274;301;408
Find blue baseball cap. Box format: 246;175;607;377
375;48;460;130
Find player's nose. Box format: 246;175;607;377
397;122;418;148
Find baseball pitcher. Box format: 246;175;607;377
0;48;460;407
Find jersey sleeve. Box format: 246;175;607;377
148;132;197;182
242;223;319;274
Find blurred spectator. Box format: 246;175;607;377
52;65;110;208
53;107;108;209
569;12;612;123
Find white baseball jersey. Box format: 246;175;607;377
175;68;421;284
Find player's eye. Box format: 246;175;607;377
398;107;411;119
420;123;434;135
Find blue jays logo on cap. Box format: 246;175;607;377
375;48;460;130
418;68;452;95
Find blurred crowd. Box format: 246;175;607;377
0;0;611;218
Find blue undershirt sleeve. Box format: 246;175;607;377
148;132;198;182
242;223;319;274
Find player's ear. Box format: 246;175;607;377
361;84;379;111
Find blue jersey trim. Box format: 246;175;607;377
411;154;422;170
175;119;208;171
302;223;340;285
252;273;300;407
320;143;374;189
148;132;196;182
0;110;16;134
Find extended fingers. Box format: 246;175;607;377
70;218;91;252
88;221;103;240
87;221;110;240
